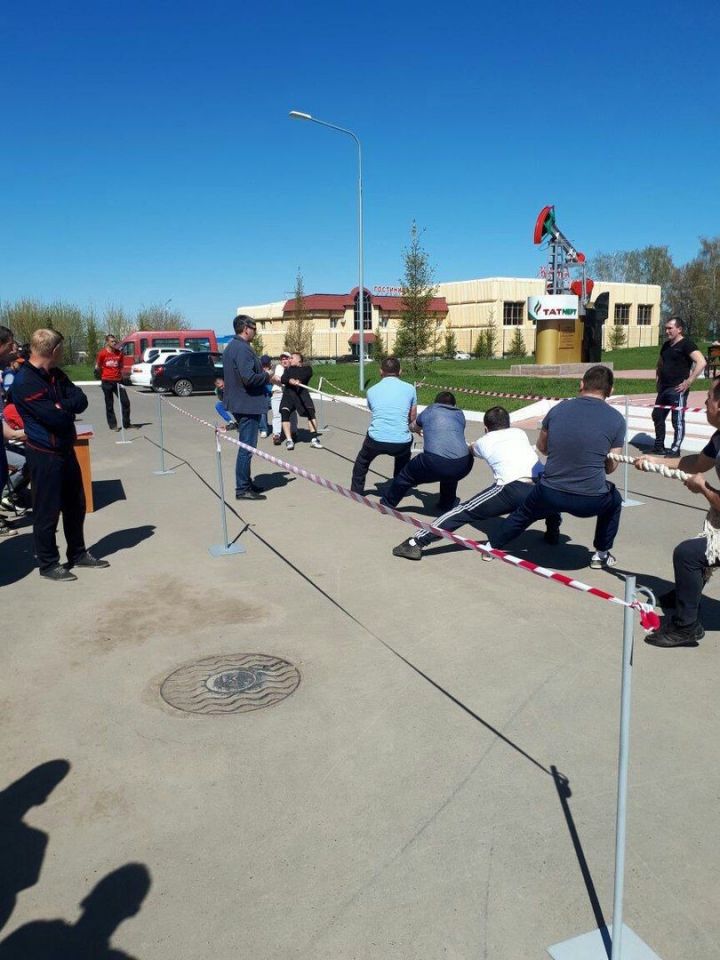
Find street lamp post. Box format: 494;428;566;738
289;110;366;391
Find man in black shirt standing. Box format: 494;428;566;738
653;316;705;456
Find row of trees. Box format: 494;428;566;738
0;300;190;361
587;237;720;339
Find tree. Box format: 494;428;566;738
607;323;627;350
85;308;101;362
507;328;527;358
0;299;52;345
473;329;488;359
667;236;720;339
442;330;457;359
135;303;189;331
372;326;387;363
485;309;498;358
252;326;266;356
394;221;437;376
284;270;313;357
103;304;135;339
587;245;675;314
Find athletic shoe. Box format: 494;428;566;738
70;551;111;569
589;550;616;569
392;538;422;561
645;618;703;648
235;489;266;501
285;440;294;450
666;447;681;458
652;443;665;455
310;437;323;448
272;435;282;446
40;563;78;582
259;431;268;438
0;518;17;538
0;495;26;516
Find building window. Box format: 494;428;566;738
330;318;338;329
637;304;652;326
353;292;372;331
614;303;631;326
503;301;524;326
379;316;389;328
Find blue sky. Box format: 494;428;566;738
1;0;718;331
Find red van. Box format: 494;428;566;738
118;330;218;380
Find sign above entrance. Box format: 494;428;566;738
373;285;403;296
527;294;579;322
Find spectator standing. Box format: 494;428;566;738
382;391;472;511
96;334;132;432
270;352;296;445
490;365;625;569
350;357;417;495
222;316;271;500
12;329;110;580
652;316;705;455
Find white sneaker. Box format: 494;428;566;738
590;550;616;569
259;431;268;439
310;437;323;448
285;440;294;450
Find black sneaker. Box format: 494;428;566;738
236;489;266;500
645;618;703;648
652;443;665;455
70;551;110;568
392;538;422;561
666;447;681;458
40;563;78;582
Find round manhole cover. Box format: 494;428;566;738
160;654;301;715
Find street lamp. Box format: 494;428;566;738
289;110;366;391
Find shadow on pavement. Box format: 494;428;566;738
91;479;127;511
0;533;36;587
90;525;156;560
0;761;71;934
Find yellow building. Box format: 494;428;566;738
238;278;661;359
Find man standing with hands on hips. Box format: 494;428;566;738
222;315;271;500
652;316;705;456
96;333;132;432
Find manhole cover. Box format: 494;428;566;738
160;654;301;715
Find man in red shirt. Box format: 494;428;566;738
96;334;131;431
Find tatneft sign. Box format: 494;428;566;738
527;294;579;321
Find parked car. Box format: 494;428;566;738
130;348;191;388
118;329;219;380
151;352;223;396
454;351;472;360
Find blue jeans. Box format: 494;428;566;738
233;414;261;494
493;480;622;552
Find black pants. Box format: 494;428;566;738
385;451;474;509
673;536;718;626
652;386;688;451
351;436;413;494
101;381;131;430
25;446;86;570
493;480;622;552
415;479;561;546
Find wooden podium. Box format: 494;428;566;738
74;425;95;513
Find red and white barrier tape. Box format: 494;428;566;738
318;376;364;399
163;398;660;631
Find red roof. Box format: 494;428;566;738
283;290;447;315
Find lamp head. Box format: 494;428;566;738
289;110;312;121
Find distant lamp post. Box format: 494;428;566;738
289;110;366;391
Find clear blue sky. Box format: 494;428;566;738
1;0;718;331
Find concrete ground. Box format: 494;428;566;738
2;384;719;959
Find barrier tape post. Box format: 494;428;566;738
621;397;643;508
208;428;245;558
153;391;175;476
317;377;329;433
115;384;133;445
548;574;662;960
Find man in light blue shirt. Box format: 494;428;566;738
350;356;417;495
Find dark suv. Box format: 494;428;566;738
151;351;223;396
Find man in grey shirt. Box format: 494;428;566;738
381;391;473;510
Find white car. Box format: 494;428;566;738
454;351;472;360
130;348;191;388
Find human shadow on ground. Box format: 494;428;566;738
419;527;591;571
0;533;36;586
607;565;720;631
253;471;295;491
0;863;151;960
551;766;612;959
0;761;71;933
89;525;156;561
91;480;127;511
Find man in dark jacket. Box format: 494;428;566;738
222;316;271;500
12;328;110;581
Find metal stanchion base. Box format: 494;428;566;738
153;469;175;476
208;543;246;558
548;924;662;959
115;440;134;445
622;498;644;508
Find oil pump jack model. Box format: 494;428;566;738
529;205;608;363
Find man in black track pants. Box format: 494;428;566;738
12;328;110;581
392;405;560;560
652;316;705;456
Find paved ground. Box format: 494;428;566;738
2;385;719;959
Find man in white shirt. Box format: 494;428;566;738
270;352;296;445
392;406;560;561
